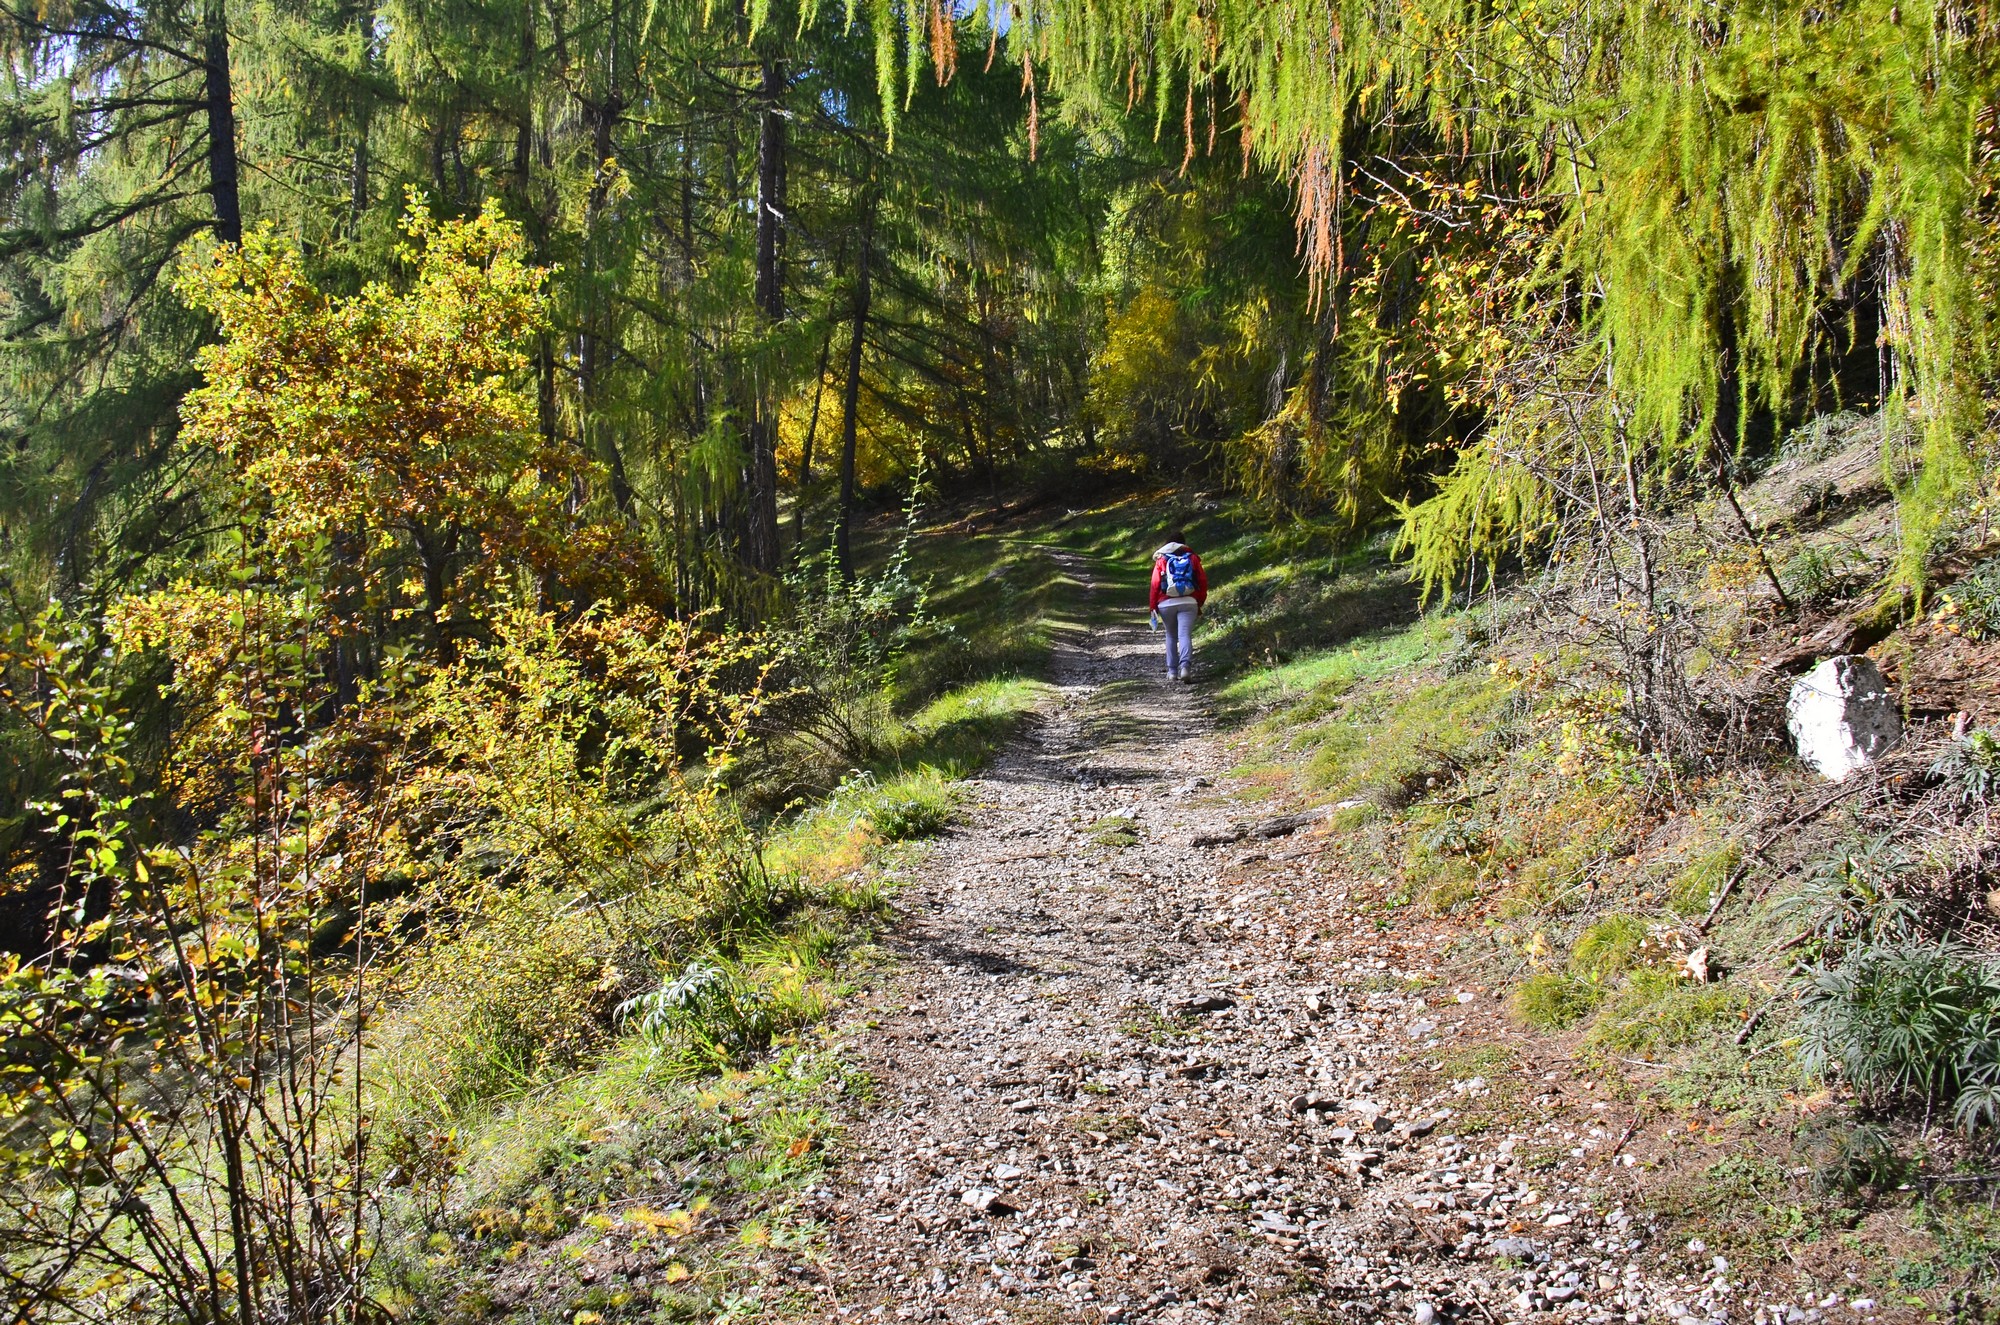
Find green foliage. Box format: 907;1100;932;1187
617;958;805;1078
748;488;942;799
1014;0;2000;588
1801;944;2000;1132
1937;557;2000;641
1804;1123;1906;1197
1775;836;1924;964
1930;728;2000;808
0;596;411;1322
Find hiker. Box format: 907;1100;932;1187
1149;530;1208;683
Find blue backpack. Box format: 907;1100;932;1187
1160;550;1196;597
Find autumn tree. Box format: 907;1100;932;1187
177;199;652;668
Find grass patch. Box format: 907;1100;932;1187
1089;814;1140;848
1290;668;1514;806
1513;972;1607;1029
1216;620;1439;720
892;675;1049;775
1118;1002;1191;1044
887;531;1067;711
1572;914;1651;981
1667;837;1744;918
374;1037;861;1322
1583;968;1749;1057
848;768;960;841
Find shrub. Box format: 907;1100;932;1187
1801;1122;1906;1197
1775;835;1921;963
1800;943;2000;1131
747;484;941;802
387;897;625;1115
1780;546;1862;608
1780;409;1875;464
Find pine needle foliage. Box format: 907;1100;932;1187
1006;0;2000;582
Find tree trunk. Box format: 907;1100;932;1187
835;194;876;581
414;526;458;664
579;61;634;515
202;0;242;244
744;53;786;574
793;314;836;546
348;5;374;235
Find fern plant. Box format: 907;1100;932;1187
1800;943;2000;1131
618;959;784;1076
1928;728;2000;808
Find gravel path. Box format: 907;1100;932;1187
805;553;1850;1325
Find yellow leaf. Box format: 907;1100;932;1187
663;1263;690;1284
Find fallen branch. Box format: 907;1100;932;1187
1606;1115;1642;1158
1191;808;1329;848
1734;999;1778;1046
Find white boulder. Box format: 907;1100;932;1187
1786;655;1900;780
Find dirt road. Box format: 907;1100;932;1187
804;553;1787;1325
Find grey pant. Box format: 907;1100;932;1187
1160;601;1197;676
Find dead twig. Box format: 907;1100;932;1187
1606;1115;1642;1158
1696;776;1880;934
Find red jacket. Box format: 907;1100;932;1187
1149;547;1207;611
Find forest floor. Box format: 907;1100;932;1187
791;548;1862;1325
